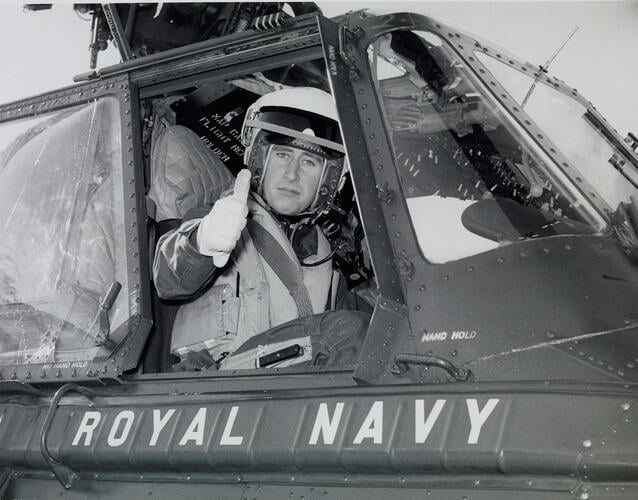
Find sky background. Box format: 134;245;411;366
0;1;637;137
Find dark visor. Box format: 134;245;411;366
263;132;344;159
259;107;343;146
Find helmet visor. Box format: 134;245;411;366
246;106;345;158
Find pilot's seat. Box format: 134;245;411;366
144;124;234;371
148;124;235;222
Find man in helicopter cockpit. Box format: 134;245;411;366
153;87;371;371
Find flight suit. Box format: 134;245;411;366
153;195;369;369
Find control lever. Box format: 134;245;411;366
86;282;122;349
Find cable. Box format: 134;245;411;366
300;247;338;267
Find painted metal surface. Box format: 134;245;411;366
327;10;638;385
1;385;638;497
0;388;636;475
0;7;636;498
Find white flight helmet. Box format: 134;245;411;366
241;87;347;217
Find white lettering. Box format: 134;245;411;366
415;399;446;443
210;147;231;162
211;113;230;127
353;401;383;445
451;330;477;340
72;411;102;446
220;406;244;446
179;408;207;446
422;331;447;342
466;399;499;444
309;402;344;445
149;409;176;447
107;410;135;447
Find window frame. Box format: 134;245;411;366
116;14;398;387
0;75;153;385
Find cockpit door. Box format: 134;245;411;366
0;75;152;384
320;12;638;387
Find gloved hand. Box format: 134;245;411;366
196;169;251;267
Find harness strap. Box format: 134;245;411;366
246;218;314;317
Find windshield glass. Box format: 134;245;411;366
0;97;130;367
475;52;638;211
369;30;607;263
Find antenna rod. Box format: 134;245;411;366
522;25;579;108
541;26;579;72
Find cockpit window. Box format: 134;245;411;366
0;97;130;368
369;31;606;263
475;51;638;211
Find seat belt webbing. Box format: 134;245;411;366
246;218;314;317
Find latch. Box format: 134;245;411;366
395;255;415;280
624;132;638;152
609;152;627;171
376;182;394;204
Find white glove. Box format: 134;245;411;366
196;169;251;267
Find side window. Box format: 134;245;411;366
476;52;637;211
369;30;605;264
0;95;140;376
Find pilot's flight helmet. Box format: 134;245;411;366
241;87;346;216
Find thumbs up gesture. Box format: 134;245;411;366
196;169;251;265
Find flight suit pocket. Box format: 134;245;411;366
171;283;240;358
